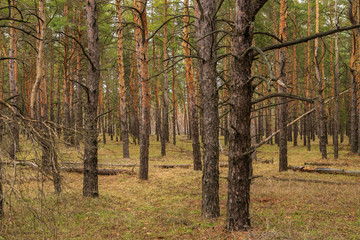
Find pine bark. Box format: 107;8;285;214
8;0;19;159
279;0;288;171
161;0;169;156
195;0;219;218
183;0;201;171
227;0;267;231
133;0;150;180
334;0;339;158
83;0;101;197
116;0;130;158
315;0;327;159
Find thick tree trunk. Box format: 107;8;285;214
227;0;267;231
133;0;150;180
183;0;201;171
195;0;219;218
116;0;130;158
83;0;100;197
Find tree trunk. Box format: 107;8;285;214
195;0;219;218
171;36;176;146
315;0;327;159
183;0;201;170
133;0;150;180
161;0;169;156
8;0;19;159
83;0;100;197
227;0;267;231
116;0;130;158
153;42;161;141
279;0;288;172
334;0;339;158
292;7;298;147
306;0;311;151
75;6;83;147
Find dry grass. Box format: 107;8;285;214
0;135;360;239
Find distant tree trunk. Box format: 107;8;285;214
278;0;288;172
334;0;339;158
153;42;161;141
134;0;150;180
49;30;55;123
227;0;267;231
306;0;311;151
183;0;201;170
315;0;327;159
292;7;298;147
161;0;169;156
75;6;83;147
63;1;71;146
116;0;129;158
83;0;100;197
8;0;19;159
171;38;176;146
195;0;219;218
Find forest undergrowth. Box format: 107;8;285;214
0;135;359;239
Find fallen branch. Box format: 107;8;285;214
268;176;360;185
60;167;133;175
61;162;137;168
288;166;360;176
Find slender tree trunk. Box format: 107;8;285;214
315;0;327;159
171;38;176;146
195;0;219;218
8;0;19;159
334;0;339;158
292;7;298;147
161;0;169;156
83;0;100;197
75;6;83;147
279;0;288;171
116;0;129;158
306;0;311;151
133;0;150;180
154;44;161;142
183;0;201;170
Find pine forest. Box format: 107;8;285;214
0;0;360;239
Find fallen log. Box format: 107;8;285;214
304;162;349;167
269;176;360;185
60;167;133;175
61;162;138;168
153;164;191;169
289;166;360;176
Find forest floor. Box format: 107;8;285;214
1;135;360;239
